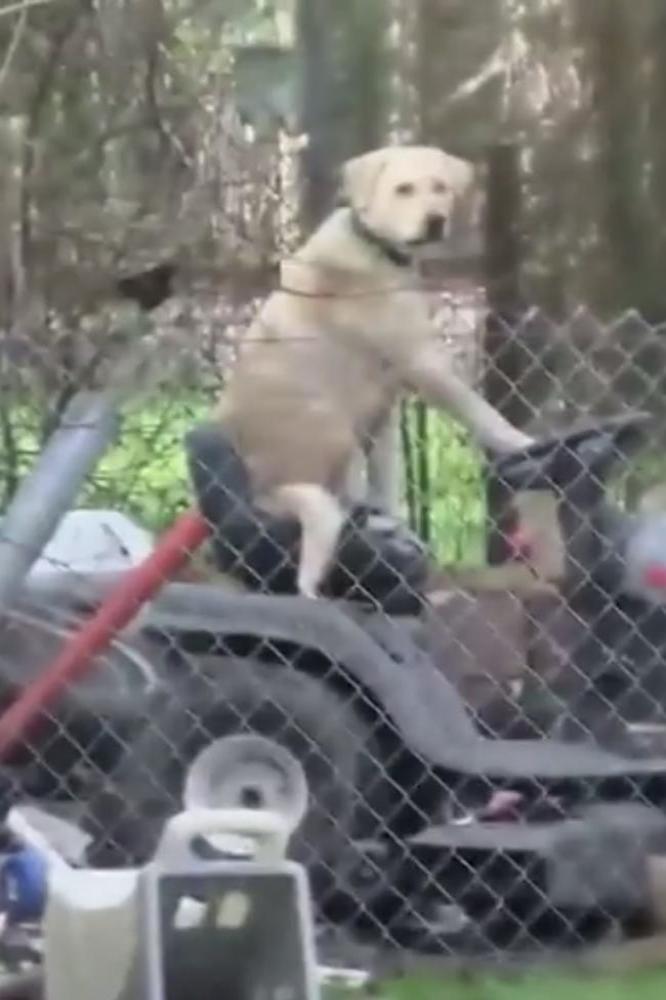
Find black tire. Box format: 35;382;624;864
84;657;392;907
0;610;160;797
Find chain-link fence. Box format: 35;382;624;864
7;0;666;983
4;301;666;967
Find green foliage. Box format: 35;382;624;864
427;419;486;566
81;395;210;531
2;396;486;565
401;407;486;566
97;401;485;564
95;401;486;561
13;393;666;570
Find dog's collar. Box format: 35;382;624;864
350;212;412;268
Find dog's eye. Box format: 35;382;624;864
432;180;448;194
395;182;415;197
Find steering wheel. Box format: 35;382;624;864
490;412;652;492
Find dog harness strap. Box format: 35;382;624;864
350;211;412;268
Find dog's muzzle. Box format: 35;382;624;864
424;212;446;242
407;213;448;248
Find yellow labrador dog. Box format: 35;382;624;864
212;145;534;597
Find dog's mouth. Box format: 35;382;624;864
407;235;443;247
407;215;447;246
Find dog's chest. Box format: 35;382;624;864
223;327;398;445
320;331;397;392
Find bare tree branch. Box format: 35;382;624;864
16;0;87;298
0;0;51;17
0;0;28;93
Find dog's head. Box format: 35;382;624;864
341;145;474;252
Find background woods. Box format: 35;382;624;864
3;0;666;558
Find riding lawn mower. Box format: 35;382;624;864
1;411;666;956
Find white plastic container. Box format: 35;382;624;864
27;509;155;578
43;808;321;1000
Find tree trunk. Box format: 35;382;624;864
296;0;388;231
576;0;653;314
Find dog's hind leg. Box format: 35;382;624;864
271;484;347;598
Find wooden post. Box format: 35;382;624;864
296;0;338;230
483;143;532;563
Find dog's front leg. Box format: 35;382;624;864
405;340;534;455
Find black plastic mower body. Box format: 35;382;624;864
494;412;666;745
8;575;666;946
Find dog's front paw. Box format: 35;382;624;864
297;580;320;599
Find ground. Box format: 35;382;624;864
328;968;666;1000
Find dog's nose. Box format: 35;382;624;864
424;213;446;241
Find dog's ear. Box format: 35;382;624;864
340;149;389;212
436;149;475;195
447;158;482;246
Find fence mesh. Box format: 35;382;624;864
4;302;666;964
6;0;666;977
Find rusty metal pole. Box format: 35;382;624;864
0;318;163;607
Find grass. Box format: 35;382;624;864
327;968;666;1000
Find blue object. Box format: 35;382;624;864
0;847;48;923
